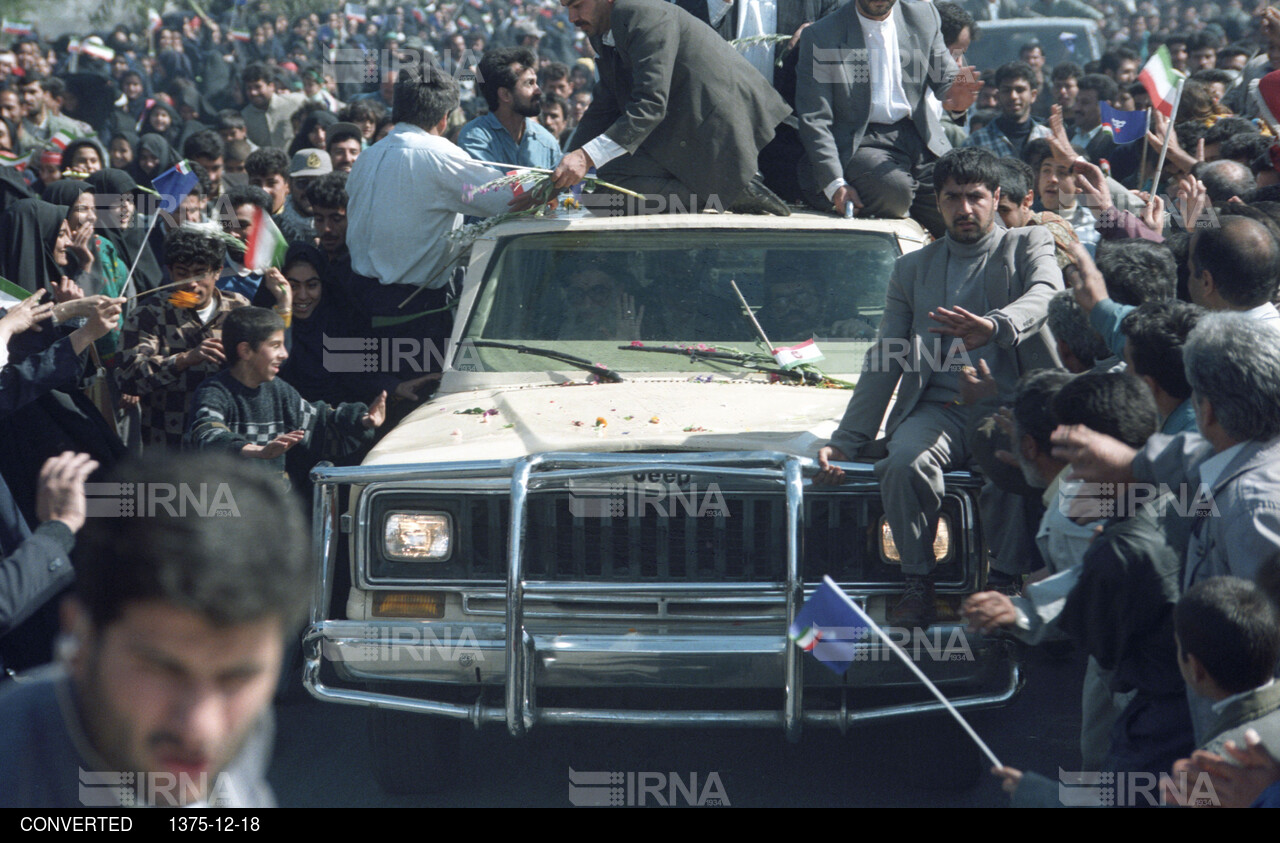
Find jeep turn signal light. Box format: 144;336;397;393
372;592;447;618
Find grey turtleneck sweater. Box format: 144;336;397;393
920;226;1003;405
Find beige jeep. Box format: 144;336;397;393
303;211;1020;793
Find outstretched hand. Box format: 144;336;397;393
0;289;53;338
1049;423;1138;484
256;429;306;460
36;451;99;534
943;66;983;113
928;306;996;351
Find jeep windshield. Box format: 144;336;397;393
456;229;900;376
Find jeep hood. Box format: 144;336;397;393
364;378;855;466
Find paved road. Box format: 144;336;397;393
268;644;1086;807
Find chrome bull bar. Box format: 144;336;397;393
304;453;1012;740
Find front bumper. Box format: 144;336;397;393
304;452;1020;740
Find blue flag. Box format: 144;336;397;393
1099;102;1148;145
788;577;872;675
150;160;199;215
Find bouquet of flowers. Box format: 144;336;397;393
448;167;644;249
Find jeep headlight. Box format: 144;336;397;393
383;511;452;561
878;515;952;565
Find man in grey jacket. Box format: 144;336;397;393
1053;313;1280;595
795;0;972;234
816;148;1063;626
1053;313;1280;740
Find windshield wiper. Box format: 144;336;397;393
467;340;625;383
615;344;822;384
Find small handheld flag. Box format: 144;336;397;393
150;160;199;215
1099;102;1148;145
787;578;871;674
1138;46;1185;119
1;19;34;37
1255;70;1280;137
771;339;825;370
790;576;1004;768
243;206;288;272
68;39;116;63
0;276;32;307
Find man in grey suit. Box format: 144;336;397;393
795;0;975;235
816;148;1063;626
552;0;793;214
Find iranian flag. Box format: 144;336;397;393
2;19;34;37
69;39;116;62
243;206;288;272
770;339;825;370
48;131;75;151
0;276;30;307
1138;46;1184;119
81;40;115;62
148;8;163;32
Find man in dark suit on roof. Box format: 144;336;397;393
552;0;794;214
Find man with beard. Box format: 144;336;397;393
0;452;311;807
761;251;879;340
814;147;1062;626
458;48;562;171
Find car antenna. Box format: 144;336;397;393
728;279;775;352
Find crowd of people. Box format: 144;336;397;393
1;0;1280;810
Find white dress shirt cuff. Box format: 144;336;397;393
582;135;626;169
823;177;847;202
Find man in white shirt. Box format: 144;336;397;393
796;0;973;235
346;65;522;379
